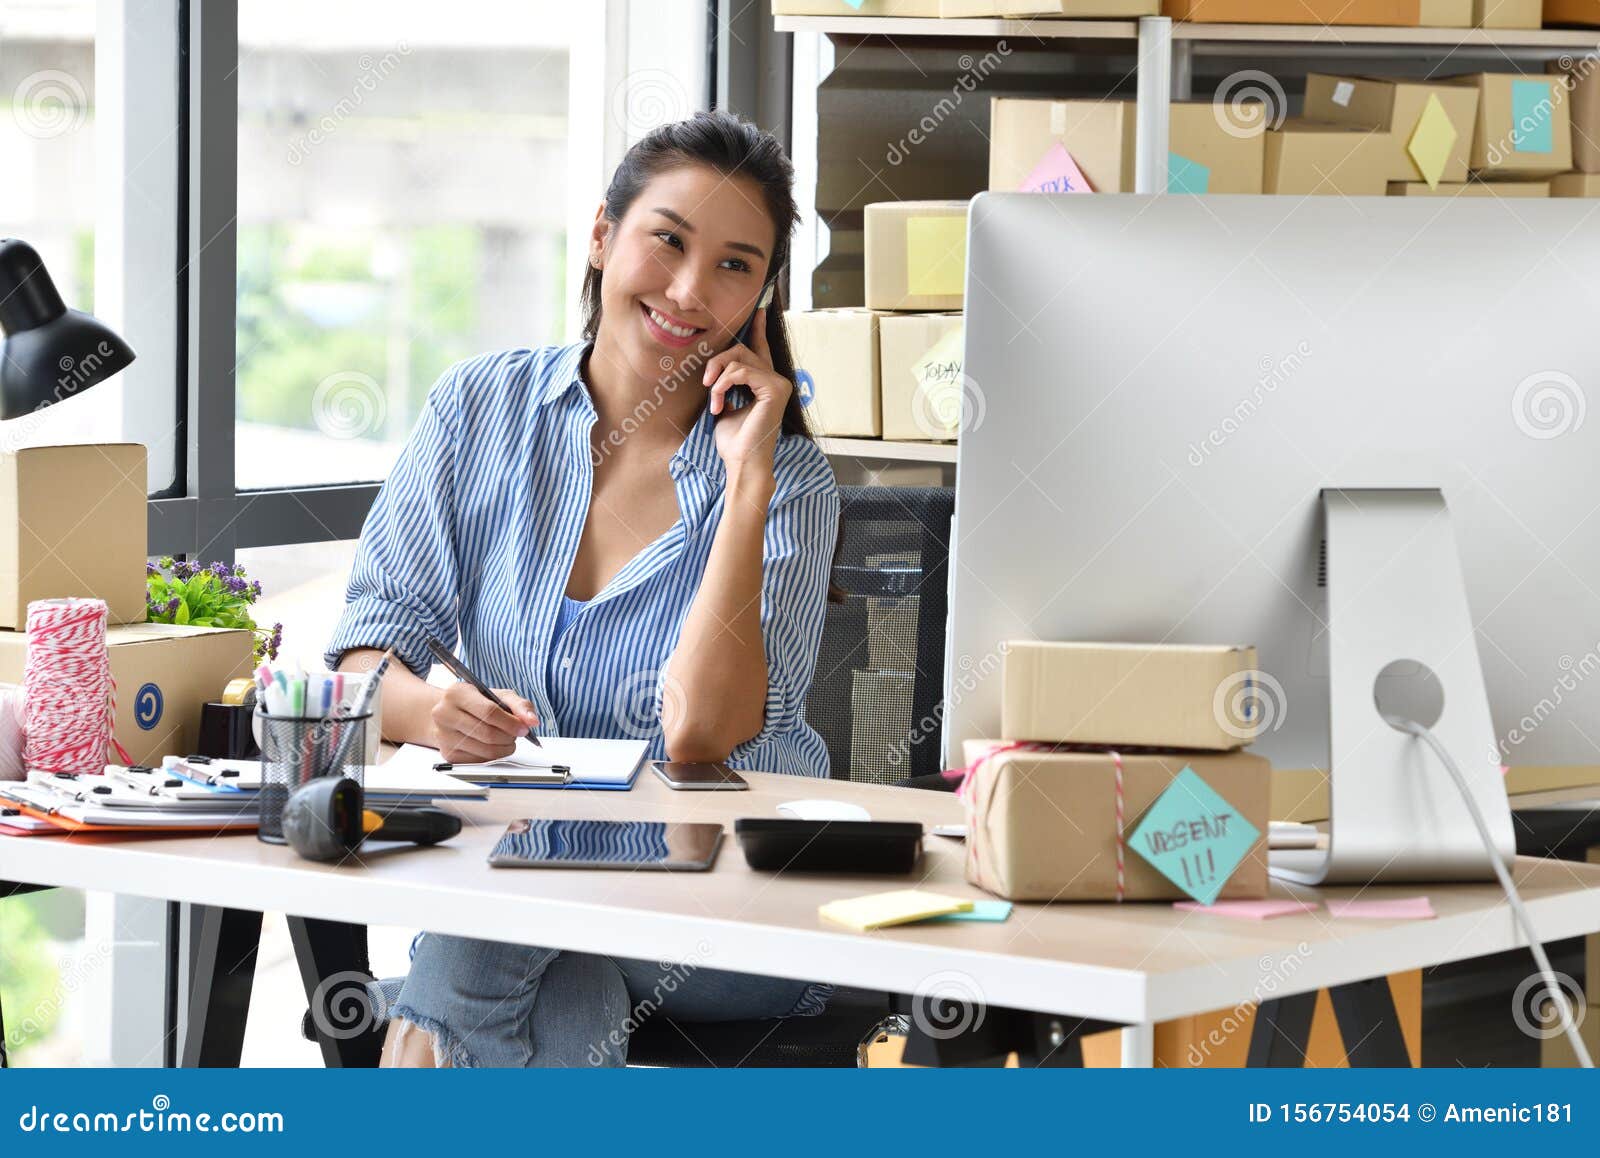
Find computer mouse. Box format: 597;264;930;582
776;799;872;822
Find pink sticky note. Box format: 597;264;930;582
1325;896;1436;920
1174;899;1318;921
1019;142;1094;195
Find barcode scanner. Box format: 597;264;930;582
283;776;461;863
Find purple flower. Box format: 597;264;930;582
146;561;159;577
166;596;181;615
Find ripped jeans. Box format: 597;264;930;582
373;931;833;1067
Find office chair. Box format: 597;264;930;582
290;484;957;1067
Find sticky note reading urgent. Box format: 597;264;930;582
1511;79;1554;154
1407;93;1458;190
1019;141;1093;194
1167;152;1211;195
1128;766;1261;906
905;215;967;297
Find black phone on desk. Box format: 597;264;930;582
653;761;749;791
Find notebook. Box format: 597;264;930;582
187;759;489;801
394;736;649;790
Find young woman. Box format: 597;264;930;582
324;111;840;1067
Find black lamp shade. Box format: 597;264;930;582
0;237;135;420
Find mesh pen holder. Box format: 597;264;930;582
255;708;369;844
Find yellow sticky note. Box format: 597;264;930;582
905;215;967;297
819;889;973;932
1407;93;1458;192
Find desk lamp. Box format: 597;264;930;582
0;237;135;417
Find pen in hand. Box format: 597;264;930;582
425;637;542;748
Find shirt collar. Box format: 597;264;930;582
544;340;725;486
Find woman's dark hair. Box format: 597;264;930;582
580;109;811;442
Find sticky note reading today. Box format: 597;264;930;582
905;215;966;297
1129;767;1260;906
1407;93;1458;190
1511;79;1554;154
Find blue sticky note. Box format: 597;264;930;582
1511;79;1554;154
921;900;1013;923
1167;152;1210;195
842;0;866;8
1128;767;1260;906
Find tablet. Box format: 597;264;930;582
487;819;724;871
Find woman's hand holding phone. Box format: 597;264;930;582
703;295;790;480
431;681;540;763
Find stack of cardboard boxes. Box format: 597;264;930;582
788;199;970;444
0;445;254;768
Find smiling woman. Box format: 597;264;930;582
323;110;841;1068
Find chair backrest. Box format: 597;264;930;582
804;485;953;783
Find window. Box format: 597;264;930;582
234;1;577;489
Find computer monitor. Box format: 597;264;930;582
948;193;1600;885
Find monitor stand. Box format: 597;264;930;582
1270;488;1515;886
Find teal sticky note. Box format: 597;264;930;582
1167;152;1210;195
1511;79;1554;154
921;900;1013;923
1128;767;1260;906
842;0;866;7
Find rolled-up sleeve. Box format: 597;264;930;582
728;478;840;765
324;367;463;678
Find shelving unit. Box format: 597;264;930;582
816;436;959;463
785;12;1598;469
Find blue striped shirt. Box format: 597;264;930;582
325;341;839;778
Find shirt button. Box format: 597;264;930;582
562;656;573;669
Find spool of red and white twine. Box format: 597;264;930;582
23;598;132;776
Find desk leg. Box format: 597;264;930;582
1246;991;1318;1067
1121;1022;1155;1068
1327;977;1412;1067
180;906;263;1068
286;917;384;1068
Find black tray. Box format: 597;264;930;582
734;818;924;874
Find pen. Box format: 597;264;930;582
425;637;542;748
323;646;393;773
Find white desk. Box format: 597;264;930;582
6;769;1600;1064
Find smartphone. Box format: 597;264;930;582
733;281;776;348
652;761;749;791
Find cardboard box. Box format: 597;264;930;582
1550;172;1600;194
1389;179;1550;194
989;97;1136;193
990;98;1265;195
1169;101;1267;193
1421;0;1473;24
1304;75;1479;183
940;0;1155;14
0;621;253;768
879;311;964;441
863;201;968;312
1263;120;1395;195
1164;0;1421;23
786;309;883;437
961;741;1272;901
1455;73;1572;175
1474;0;1541;25
0;444;148;630
1001;640;1261;749
1556;58;1600;172
1545;0;1600;26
